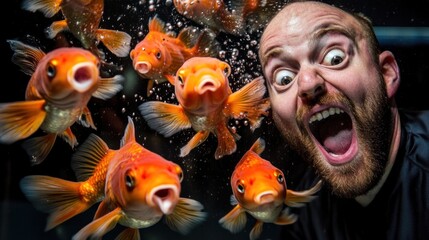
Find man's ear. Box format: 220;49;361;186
379;51;400;99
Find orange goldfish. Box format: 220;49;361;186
219;138;322;240
20;117;207;238
130;16;220;95
173;0;284;36
0;40;123;165
139;57;270;159
22;0;131;58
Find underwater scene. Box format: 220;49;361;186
1;0;428;239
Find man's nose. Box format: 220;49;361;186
297;68;326;102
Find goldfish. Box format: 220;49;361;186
219;138;322;240
173;0;284;36
139;57;270;159
0;40;123;165
22;0;131;58
130;16;220;95
20;117;207;238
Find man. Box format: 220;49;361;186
259;1;429;239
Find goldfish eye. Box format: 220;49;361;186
46;63;56;79
177;75;184;86
222;65;231;77
125;174;135;191
277;173;284;183
155;51;161;59
178;170;184;182
237;183;245;194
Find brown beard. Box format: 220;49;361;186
275;78;393;198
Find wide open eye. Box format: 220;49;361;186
277;173;284;183
125;171;135;191
322;48;346;66
274;69;296;86
177;75;184;86
46;62;56;79
177;167;184;182
222;64;231;77
237;182;245;194
155;51;161;59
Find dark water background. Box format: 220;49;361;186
1;0;428;239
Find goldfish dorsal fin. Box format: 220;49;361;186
139;101;191;137
285;180;323;207
121;116;136;147
225;76;270;131
19;175;90;231
219;204;247;233
165;198;207;235
250;138;265;155
96;29;132;57
7;40;45;76
274;208;298;225
21;0;62;18
177;27;200;48
250;221;264;240
92;75;124;100
22;133;57;166
71;134;109;182
192;29;221;57
0;100;46;144
149;15;166;33
72;207;123;240
180;131;210;158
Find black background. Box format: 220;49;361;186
1;0;428;239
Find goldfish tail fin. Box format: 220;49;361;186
274;208;298;225
71;133;109;181
193;28;221;57
250;138;265;155
20;175;90;230
72;207;123;240
250;221;264;240
115;228;140;240
120;116;136;147
219;205;247;233
96;29;132;57
22;133;57;165
7;40;45;76
139;101;191;137
21;0;62;18
45;20;68;39
92;75;124;100
180;131;210;158
214;123;237;159
285;180;323;207
0;100;46;144
225;76;270;131
165;198;207;235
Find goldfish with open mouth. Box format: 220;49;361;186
130;16;220;95
20;117;207;239
0;40;123;165
139;57;270;159
22;0;132;58
219;138;322;240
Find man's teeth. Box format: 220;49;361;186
309;107;344;124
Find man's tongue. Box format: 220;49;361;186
318;115;352;155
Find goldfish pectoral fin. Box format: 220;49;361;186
285;180;323;207
165;74;176;85
22;133;57;165
19;175;90;231
165;198;207;235
7;40;45;75
0;100;46;144
78;107;97;130
214;124;237;159
249;221;264;240
146;79;155;96
139;101;191;137
179;131;210;158
115;228;140;240
46;20;68;39
219;205;247;233
274;208;298;225
72;207;123;240
94;200;110;220
21;0;62;18
226;76;270;130
71;133;109;182
96;29;132;57
92;75;124;100
59;128;78;148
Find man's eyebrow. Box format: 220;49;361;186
261;47;283;68
309;23;357;51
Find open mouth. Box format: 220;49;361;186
308;107;356;165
